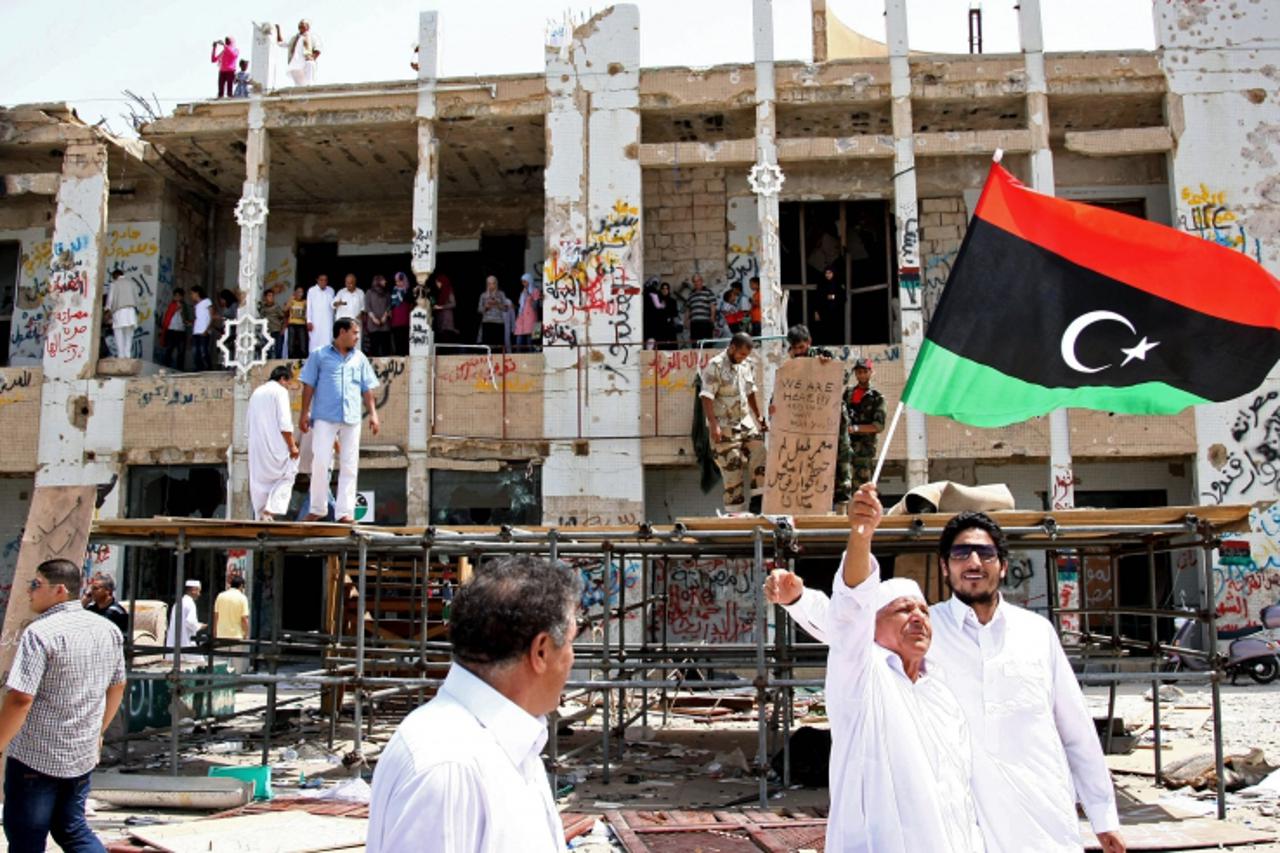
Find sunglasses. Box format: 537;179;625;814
947;544;1000;563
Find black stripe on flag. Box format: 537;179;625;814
926;218;1280;400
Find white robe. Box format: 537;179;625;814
306;285;335;352
247;381;298;518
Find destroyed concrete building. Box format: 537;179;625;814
0;0;1278;637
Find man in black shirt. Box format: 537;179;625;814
83;571;130;636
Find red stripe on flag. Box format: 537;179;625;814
973;164;1280;330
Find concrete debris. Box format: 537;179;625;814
1162;748;1278;791
1146;684;1185;704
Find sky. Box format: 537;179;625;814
0;0;1158;136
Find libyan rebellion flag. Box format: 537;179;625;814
903;163;1280;427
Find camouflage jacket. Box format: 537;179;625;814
700;350;759;432
847;384;886;454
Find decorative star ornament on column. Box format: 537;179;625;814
234;191;269;229
748;162;785;197
217;315;274;377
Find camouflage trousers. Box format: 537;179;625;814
834;413;853;505
712;427;766;512
851;439;878;490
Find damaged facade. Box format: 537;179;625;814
1;0;1278;636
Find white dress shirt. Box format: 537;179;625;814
331;287;365;321
368;664;563;853
786;589;1120;851
192;298;213;335
825;559;983;853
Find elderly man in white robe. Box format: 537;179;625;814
247;365;300;521
823;483;983;852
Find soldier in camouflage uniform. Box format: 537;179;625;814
846;357;886;489
700;332;768;513
778;325;852;508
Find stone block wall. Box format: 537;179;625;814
642;166;727;286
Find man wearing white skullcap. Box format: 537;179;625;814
165;579;204;655
822;483;983;852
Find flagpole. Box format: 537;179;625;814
857;400;905;533
870;400;904;487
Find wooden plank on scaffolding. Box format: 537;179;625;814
128;811;367;852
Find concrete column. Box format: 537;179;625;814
36;142;112;486
1156;1;1280;643
1017;0;1071;509
753;0;784;399
885;0;927;489
407;10;440;526
229;25;275;519
542;5;645;525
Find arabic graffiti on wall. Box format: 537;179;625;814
1213;503;1280;639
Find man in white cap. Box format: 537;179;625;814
820;483;982;852
165;579;204;656
767;509;1125;853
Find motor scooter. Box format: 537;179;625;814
1165;605;1280;684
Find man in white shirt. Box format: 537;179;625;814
306;274;336;352
331;274;366;324
767;510;1126;853
368;556;580;853
247;365;300;520
820;484;983;852
165;579;204;654
190;286;214;370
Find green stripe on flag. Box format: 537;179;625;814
902;340;1208;427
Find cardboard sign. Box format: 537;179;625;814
763;358;845;514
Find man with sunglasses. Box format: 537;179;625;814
0;559;126;851
766;511;1125;853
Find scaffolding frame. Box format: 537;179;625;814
91;503;1251;816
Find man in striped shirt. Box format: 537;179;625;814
0;558;126;852
683;274;718;343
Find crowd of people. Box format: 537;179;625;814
147;272;417;371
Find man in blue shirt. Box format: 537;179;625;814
299;317;381;522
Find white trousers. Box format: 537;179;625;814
288;60;316;87
250;456;298;519
113;324;135;359
309;419;361;520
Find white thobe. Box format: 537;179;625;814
825;558;983;853
368;665;563;853
247;381;298;518
785;589;1120;851
306;285;335;352
332;287;365;321
165;595;199;649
